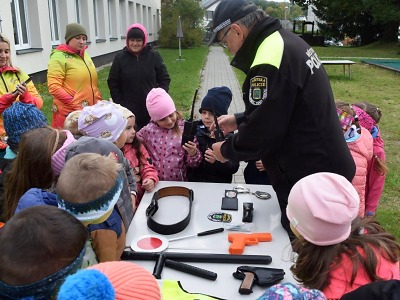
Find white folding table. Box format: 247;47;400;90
125;181;297;299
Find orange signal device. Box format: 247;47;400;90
228;232;272;255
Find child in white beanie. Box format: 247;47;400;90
77;100;138;209
137;88;201;181
116;105;159;207
287;172;399;299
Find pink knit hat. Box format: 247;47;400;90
89;261;161;300
51;130;76;176
78;101;127;143
146;88;176;121
287;172;359;246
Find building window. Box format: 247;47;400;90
11;0;30;49
136;3;141;24
93;0;99;38
119;0;126;37
108;0;117;38
93;0;105;41
48;0;61;45
75;0;81;23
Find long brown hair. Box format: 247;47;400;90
2;128;65;221
290;217;400;291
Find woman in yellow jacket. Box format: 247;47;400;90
0;34;43;151
47;23;102;128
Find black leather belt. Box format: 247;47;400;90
146;186;194;235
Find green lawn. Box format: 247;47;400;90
39;42;399;240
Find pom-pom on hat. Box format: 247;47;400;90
207;0;257;46
146;88;176;121
89;261;161;300
57;269;115;300
287;172;359;246
78;101;127;143
200;86;232;117
3;102;47;145
65;23;87;44
257;282;327;300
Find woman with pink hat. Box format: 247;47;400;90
108;23;170;130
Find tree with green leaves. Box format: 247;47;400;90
295;0;400;44
158;0;204;48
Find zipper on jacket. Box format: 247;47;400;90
82;57;95;103
0;75;9;93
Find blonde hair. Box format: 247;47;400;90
56;153;121;203
0;33;12;66
64;110;82;137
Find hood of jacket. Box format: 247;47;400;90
51;44;87;59
65;136;125;164
126;23;148;52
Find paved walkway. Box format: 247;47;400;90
195;46;246;184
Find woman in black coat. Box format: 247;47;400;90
108;23;171;130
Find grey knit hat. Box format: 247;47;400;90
65;23;87;44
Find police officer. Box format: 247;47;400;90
209;0;356;239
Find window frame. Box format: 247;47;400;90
48;0;61;46
12;0;30;50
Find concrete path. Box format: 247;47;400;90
196;46;246;184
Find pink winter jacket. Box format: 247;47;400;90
122;142;159;205
347;127;373;217
137;119;202;181
365;133;386;214
323;246;399;299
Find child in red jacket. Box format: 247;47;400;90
120;105;158;207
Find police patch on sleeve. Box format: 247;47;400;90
249;76;267;105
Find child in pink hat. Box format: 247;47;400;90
137;88;201;181
287;172;400;299
116;104;159;208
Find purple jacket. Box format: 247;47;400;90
138;119;202;181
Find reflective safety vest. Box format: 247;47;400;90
162;280;225;300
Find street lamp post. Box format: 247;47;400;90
284;6;288;29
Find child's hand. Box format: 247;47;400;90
131;194;137;209
142;178;155;192
255;160;266;171
205;148;217;164
183;141;198;157
211;141;228;163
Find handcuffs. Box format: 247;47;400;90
233;186;271;200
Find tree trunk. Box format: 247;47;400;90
382;21;399;43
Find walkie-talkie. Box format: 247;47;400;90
181;89;199;146
211;97;225;142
